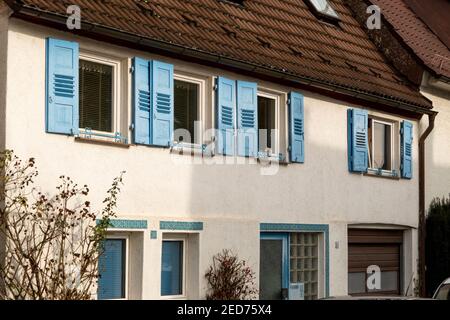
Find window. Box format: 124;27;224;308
290;233;320;300
174;79;199;143
161;240;184;296
258;96;276;153
98;238;127;300
307;0;339;20
78;53;124;139
368;118;393;171
79;59;114;132
173;73;206;146
257;91;280;156
220;0;244;5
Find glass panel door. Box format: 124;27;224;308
260;233;288;300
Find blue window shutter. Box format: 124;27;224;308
132;57;152;145
237;81;258;157
347;108;368;172
161;241;183;296
151;61;174;147
98;239;125;300
46;38;79;135
289;92;305;163
401;120;413;179
216;77;236;155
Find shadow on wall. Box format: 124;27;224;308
180;141;417;223
426;164;450;211
0;10;7;298
425;117;450;209
180;139;418;298
423;85;450;209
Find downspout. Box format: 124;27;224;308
418;112;436;297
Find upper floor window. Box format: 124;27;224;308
368;118;393;171
220;0;244;5
348;108;413;179
174;78;200;144
78;53;123;137
79;59;114;133
257;92;280;155
306;0;340;20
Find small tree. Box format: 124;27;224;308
205;249;257;300
425;195;450;297
0;150;124;300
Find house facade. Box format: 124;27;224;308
366;0;450;218
0;0;438;299
351;0;450;296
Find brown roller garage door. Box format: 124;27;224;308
348;229;403;296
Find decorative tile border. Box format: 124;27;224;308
160;221;204;231
150;230;158;239
260;223;330;298
260;223;329;233
98;219;148;229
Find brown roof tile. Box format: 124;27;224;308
8;0;432;109
372;0;450;78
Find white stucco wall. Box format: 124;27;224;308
0;2;10;150
3;19;421;298
420;76;450;209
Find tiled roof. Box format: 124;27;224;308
372;0;450;79
6;0;432;109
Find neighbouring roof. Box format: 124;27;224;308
5;0;433;111
372;0;450;79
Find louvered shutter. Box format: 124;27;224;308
98;239;125;300
348;108;368;172
216;77;236;155
401;120;413;179
289;92;305;163
132;57;152;145
152;61;174;147
237;81;258;157
46;38;79;135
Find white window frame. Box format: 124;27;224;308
257;89;281;156
78;52;122;137
173;72;207;146
308;0;340;20
369;118;395;173
100;234;129;300
161;235;187;300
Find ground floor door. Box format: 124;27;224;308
259;233;289;300
348;229;403;296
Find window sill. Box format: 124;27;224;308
75;137;130;149
170;142;213;157
364;169;400;180
160;295;187;300
257;153;288;166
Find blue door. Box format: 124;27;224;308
260;233;289;300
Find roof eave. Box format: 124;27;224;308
9;4;435;117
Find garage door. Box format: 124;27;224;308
348;229;402;296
